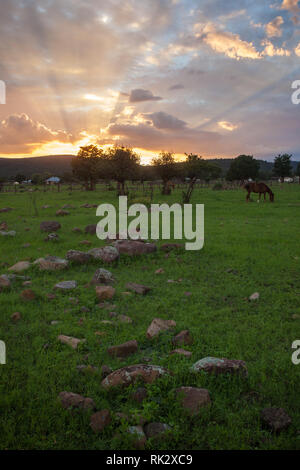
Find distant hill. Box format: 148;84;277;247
0;155;75;179
0;154;299;179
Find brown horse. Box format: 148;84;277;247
244;182;274;202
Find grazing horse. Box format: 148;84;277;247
244;182;274;202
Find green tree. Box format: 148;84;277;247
273;154;292;180
226;155;260;181
15;173;26;183
71;145;106;190
31;174;43;185
152;151;177;194
106;146;140;195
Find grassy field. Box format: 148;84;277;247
0;183;299;450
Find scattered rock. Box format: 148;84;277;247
8;261;31;273
102;364;169;389
91;268;114;285
176;387;211;416
128;426;147;449
50;320;60;325
40;221;61;232
22;280;32;286
0;275;11;289
58;334;85;349
85;224;97;234
170;348;192;357
46;293;56;300
22;243;31;248
78;239;91;246
66;250;92;264
131;387;148;403
89;246;119;263
35;256;68;271
0;222;8;230
113;239;157;256
261;407;292;432
249;292;260;301
54;280;77;290
42;205;51;209
20;289;35;301
144;422;171;439
95;285;115;301
107;340;138;358
0;207;13;213
56;209;69;216
72;227;82;233
191;356;248;377
172;330;193;346
58;391;95;410
155;268;164;274
90;410;111;433
126;282;151;295
0;230;16;237
11;312;21;322
45;232;59;242
146;318;176;339
76;364;98;374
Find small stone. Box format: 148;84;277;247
0;230;16;237
249;292;260;301
146;318;176;339
144;422;171;439
176;387;211;416
102;364;169;389
8;261;31;273
84;224;97;234
20;289;35;301
79;239;92;246
113;239;157;256
54;280;77;290
45;232;59;242
172;330;193;346
128;426;147;449
90;410;111;433
58;334;85;349
51;320;59;325
261;407;292;432
126;282;151;295
95;285;115;300
89;246;119;263
155;268;164;274
72;227;82;233
160;243;183;252
292;314;300;320
131;387;148;403
170;348;192;357
91;268;114;285
56;209;69;216
107;340;138;358
76;364;98;374
11;312;21;322
80;306;90;313
40;221;61;232
0;275;11;289
58;391;95;410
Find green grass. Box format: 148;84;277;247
0;183;299;450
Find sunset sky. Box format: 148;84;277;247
1;0;300;163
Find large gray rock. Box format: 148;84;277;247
191;356;248;377
66;250;92;264
91;268;114;285
34;256;68;271
54;280;77;290
88;246;119;263
113;239;157;255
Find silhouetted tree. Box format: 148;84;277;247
273;154;292;180
152;151;177;194
71;145;106;190
226;155;260;181
106;146;140;195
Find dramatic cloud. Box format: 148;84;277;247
142;111;187;129
0;0;299;160
129;89;163;103
0;114;73;154
197;23;262;60
265;16;284;37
